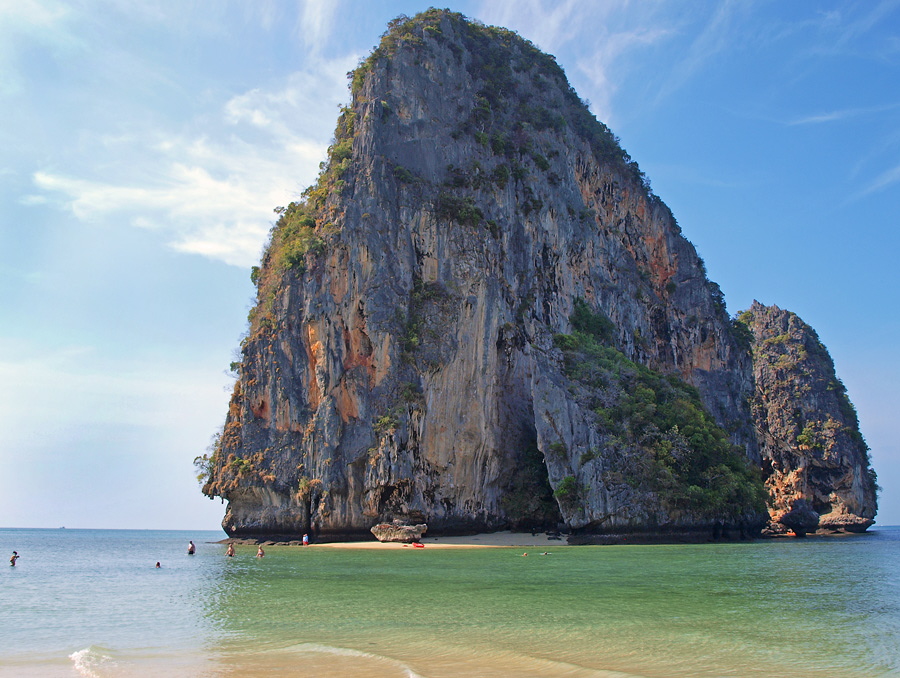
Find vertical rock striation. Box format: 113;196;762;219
199;10;876;540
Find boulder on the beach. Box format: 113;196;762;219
778;499;820;537
371;522;427;543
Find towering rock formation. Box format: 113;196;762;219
199;10;877;540
742;303;877;533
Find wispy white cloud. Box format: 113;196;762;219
34;145;315;267
832;0;900;50
788;102;900;125
34;158;283;267
788;0;900;63
298;0;342;52
790;110;858;125
476;0;672;124
653;1;745;105
0;0;79;96
574;25;672;124
224;68;349;140
247;0;343;53
854;162;900;199
32;55;355;268
476;0;586;53
0;0;69;27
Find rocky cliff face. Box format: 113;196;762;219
742;302;877;533
200;10;876;539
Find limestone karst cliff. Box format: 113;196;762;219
198;10;877;540
741;302;877;533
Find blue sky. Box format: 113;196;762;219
1;1;898;530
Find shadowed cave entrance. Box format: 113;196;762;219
499;437;563;531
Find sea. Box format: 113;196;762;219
1;527;899;678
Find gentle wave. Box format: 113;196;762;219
69;646;117;678
282;641;648;678
285;642;428;678
513;653;648;678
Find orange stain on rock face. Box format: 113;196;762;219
250;397;270;421
306;324;324;410
334;379;360;423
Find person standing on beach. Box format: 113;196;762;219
9;551;19;566
302;534;309;546
225;544;235;557
188;541;195;555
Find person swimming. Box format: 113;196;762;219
226;544;235;557
10;551;19;566
256;546;265;558
187;540;195;555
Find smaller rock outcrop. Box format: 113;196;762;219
819;513;874;533
371;521;428;543
741;302;878;533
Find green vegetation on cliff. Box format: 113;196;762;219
245;97;356;339
270;205;325;272
555;301;767;521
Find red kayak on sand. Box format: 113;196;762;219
413;542;424;548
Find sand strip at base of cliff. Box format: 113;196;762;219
313;530;568;549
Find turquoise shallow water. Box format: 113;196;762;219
2;527;899;677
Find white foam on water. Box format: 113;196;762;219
281;641;649;678
284;642;428;678
68;646;117;678
513;652;650;678
423;643;651;678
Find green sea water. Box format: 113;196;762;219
2;527;899;677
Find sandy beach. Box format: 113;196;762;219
313;530;568;549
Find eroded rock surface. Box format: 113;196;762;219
371;522;428;543
777;499;820;537
742;302;877;533
200;10;876;540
